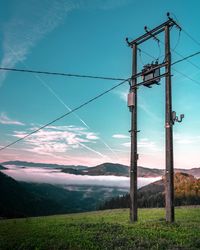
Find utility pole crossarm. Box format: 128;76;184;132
126;19;179;46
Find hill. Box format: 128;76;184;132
60;162;164;177
0;172;127;218
100;173;200;209
0;164;6;170
76;162;129;176
0;208;199;249
1;160;87;170
175;168;200;178
0;172;63;218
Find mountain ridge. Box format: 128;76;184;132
1;161;200;178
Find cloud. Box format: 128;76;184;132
122;138;159;151
138;139;157;149
174;133;200;145
0;0;131;86
0;112;24;125
112;134;129;139
0;0;78;85
86;133;99;140
12;125;106;158
114;90;128;103
122;142;131;147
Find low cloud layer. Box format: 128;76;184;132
1;165;161;188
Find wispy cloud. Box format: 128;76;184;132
114;90;128;103
122;138;159;151
174;133;200;145
0;112;24;125
12;125;106;159
112;134;129;139
0;0;122;162
0;0;78;85
122;142;130;147
0;0;131;86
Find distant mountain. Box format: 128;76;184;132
1;160;88;170
1;160;200;178
84;163;129;176
138;166;163;177
62;163;164;177
99;172;200;210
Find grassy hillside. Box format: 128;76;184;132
0;207;199;249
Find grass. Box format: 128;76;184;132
0;207;200;250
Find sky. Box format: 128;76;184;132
0;0;200;169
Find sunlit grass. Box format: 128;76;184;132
0;207;199;249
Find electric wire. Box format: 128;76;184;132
0;66;126;81
170;12;200;47
5;46;119;161
171;51;200;66
157;31;200;71
182;29;200;47
0;78;129;152
171;47;200;71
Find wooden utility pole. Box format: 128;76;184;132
126;13;181;223
165;24;174;223
130;43;138;222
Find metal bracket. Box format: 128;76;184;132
172;111;184;124
129;130;140;133
167;12;182;31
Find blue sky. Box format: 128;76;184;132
0;0;200;168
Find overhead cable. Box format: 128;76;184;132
0;78;129;152
0;67;126;81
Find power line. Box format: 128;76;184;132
172;51;200;66
170;12;200;48
172;68;200;86
5;46;119;161
0;78;129;152
1;49;198;82
169;51;200;86
154;30;200;71
1;50;199;152
0;67;126;81
182;29;200;47
171;48;200;71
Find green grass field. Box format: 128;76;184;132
0;207;200;250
